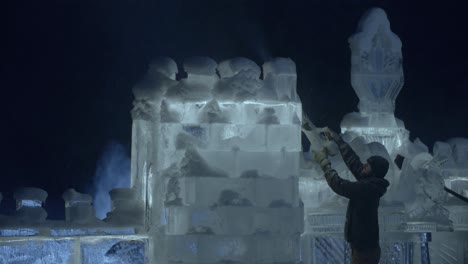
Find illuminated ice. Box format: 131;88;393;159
128;56;304;263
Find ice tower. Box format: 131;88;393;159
131;56;304;263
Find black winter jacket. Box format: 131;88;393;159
322;138;389;250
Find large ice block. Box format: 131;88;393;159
159;123;301;153
81;238;145;264
165;206;303;235
165;234;300;263
159;100;301;125
158;148;299;179
171;177;300;207
0;239;74;264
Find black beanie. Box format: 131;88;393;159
367;156;389;178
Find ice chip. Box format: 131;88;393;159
263;57;297;101
149;57;178;79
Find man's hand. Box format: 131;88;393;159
323;128;341;142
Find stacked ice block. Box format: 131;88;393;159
131;56;303;263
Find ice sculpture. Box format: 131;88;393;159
130;56;304;263
300;7;468;264
341;7;409;157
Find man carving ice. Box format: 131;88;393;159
313;128;390;264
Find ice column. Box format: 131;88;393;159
138;56;303;263
341;7;409;156
14;187;48;223
62;188;96;224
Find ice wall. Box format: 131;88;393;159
131;56;304;263
0;187;149;263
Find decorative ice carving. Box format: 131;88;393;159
341;8;409;157
349;7;403;114
396;153;451;225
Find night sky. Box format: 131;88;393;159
2;1;467;218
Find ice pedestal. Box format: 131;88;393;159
63;188;97;224
13;187;48;224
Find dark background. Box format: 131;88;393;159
2;0;467;218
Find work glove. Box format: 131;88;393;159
313;149;331;171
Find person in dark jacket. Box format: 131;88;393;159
314;129;390;264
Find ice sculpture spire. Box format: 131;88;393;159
341;8;409;157
349;7;403;114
